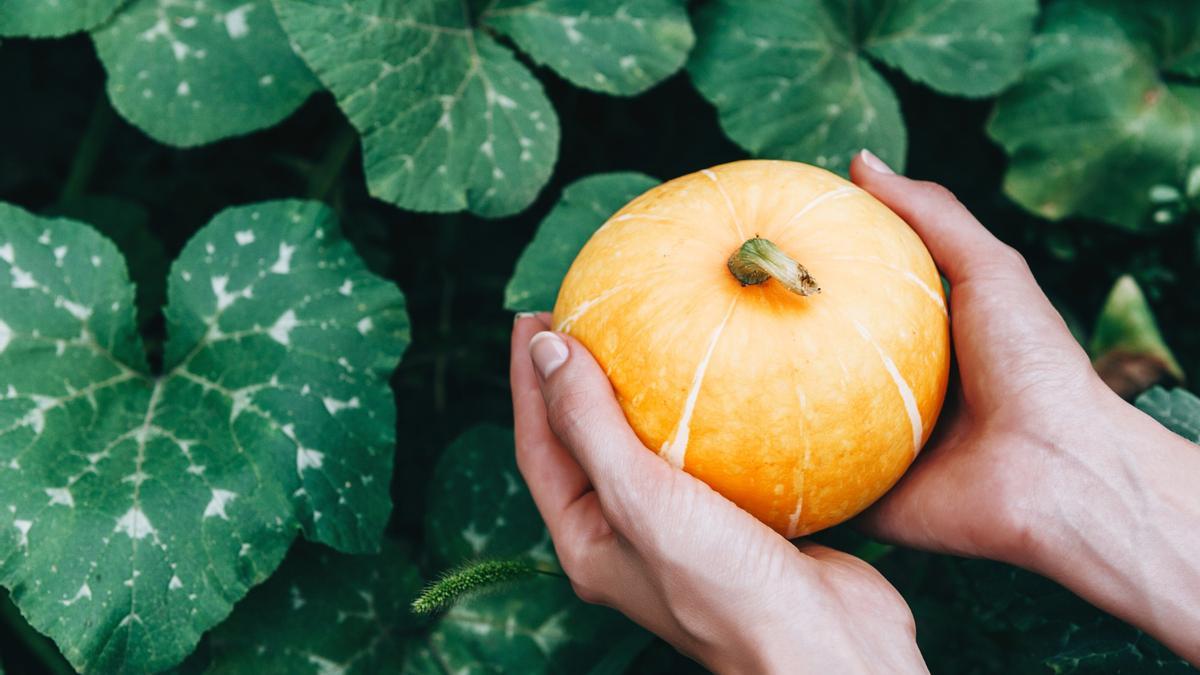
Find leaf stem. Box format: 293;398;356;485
306;122;359;202
59;93;116;203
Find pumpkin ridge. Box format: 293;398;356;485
848;316;924;456
699;169;747;240
659;296;739;469
777;185;862;233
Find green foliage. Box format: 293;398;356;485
179;426;643;674
1089;274;1185;392
1137;387;1200;442
412;558;541;615
273;0;690;217
505;172;658;312
688;0;1037;174
91;0;320;147
0;0;123;38
988;0;1200;230
0;201;409;673
184;540;425;674
482;0;695;96
1;1;1199;672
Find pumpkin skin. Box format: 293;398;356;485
552;160;950;537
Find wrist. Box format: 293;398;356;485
1011;383;1200;662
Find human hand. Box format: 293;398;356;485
511;313;928;674
851;150;1200;666
847;149;1108;563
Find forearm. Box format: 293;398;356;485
1020;388;1200;664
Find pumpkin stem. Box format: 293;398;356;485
727;237;820;296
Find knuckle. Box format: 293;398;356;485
555;543;608;605
916;180;959;205
569;579;607;606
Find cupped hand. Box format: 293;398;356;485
511;313;927;674
849;150;1116;564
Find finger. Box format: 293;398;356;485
511;314;592;533
527;330;663;498
849;149;1023;285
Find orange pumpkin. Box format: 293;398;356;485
553;160;950;537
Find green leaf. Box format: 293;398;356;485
0;0;123;38
190;540;425;674
1136;387;1200;443
406;578;636;674
988;0;1200;229
481;0;695;96
504;172;658;312
91;0;320;147
46;196;167;330
425;424;552;565
274;0;559;217
863;0;1038;98
192;540;633;675
0;200;409;673
687;0;1036;175
414;424;647;673
1089;274;1184;395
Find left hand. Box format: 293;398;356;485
511;313;927;674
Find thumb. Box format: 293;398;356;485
528;331;658;494
849;149;1028;285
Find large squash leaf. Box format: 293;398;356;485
504;172;658;312
688;0;1037;175
0;200;409;673
0;0;123;38
91;0;320;147
273;0;689;216
425;425;552;565
187;540;423;674
1136;387;1200;443
272;0;560;217
481;0;694;96
988;0;1200;230
190;426;642;674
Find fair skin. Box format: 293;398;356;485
510;150;1200;673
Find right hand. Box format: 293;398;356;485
852;149;1200;666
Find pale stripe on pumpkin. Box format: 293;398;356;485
660;298;739;469
781;186;861;230
701;169;746;240
826;255;946;315
554;283;632;333
851;319;923;455
785;385;813;538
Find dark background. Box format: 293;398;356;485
0;30;1195;674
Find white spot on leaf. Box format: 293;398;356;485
268;309;299;345
114;507;156;540
271;243;296;274
13;519;31;548
203;489;237;520
224;4;253;39
45;487;74;508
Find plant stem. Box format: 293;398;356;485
59;93;115;203
307;122;359;202
727;237;821;296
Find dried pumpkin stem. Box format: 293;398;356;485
727;237;820;296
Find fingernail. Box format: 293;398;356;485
529;331;568;379
514;311;538;324
859;149;895;175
